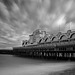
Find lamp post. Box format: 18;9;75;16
69;22;72;30
58;24;61;32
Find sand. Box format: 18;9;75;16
0;62;75;75
48;68;75;75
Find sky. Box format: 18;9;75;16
0;0;75;49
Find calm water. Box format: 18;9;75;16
0;54;75;75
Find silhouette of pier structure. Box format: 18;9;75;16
13;29;75;60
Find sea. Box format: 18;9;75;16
0;54;75;75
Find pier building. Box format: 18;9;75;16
13;29;75;60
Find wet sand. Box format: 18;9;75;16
48;68;75;75
0;54;75;75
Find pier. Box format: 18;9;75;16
13;40;75;60
13;29;75;60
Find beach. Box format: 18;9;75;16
0;54;75;75
48;68;75;75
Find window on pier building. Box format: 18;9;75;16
39;39;42;43
22;40;28;47
45;38;48;42
70;33;75;39
60;35;67;41
52;36;58;41
59;47;66;51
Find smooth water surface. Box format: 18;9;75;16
0;54;75;75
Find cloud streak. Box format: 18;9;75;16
0;0;75;48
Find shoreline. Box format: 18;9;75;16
48;68;75;75
0;54;75;75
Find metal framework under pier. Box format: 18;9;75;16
13;40;75;60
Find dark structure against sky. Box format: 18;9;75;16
13;29;75;60
0;0;75;49
22;29;75;47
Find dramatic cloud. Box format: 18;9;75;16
0;0;75;49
